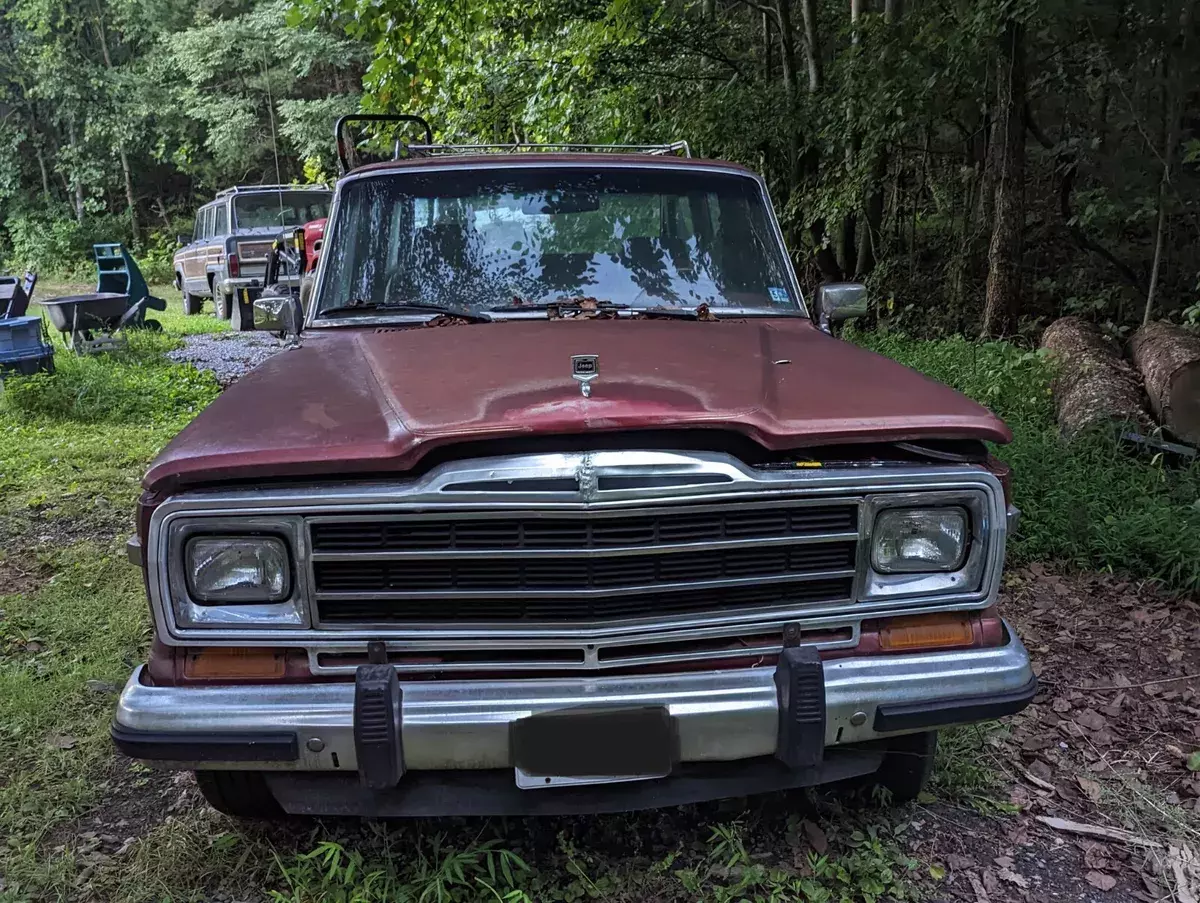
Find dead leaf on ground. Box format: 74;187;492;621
1075;709;1109;731
1077;776;1104;803
998;867;1030;889
1086;870;1118;891
801;819;828;855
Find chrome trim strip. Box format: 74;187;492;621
145;451;1007;646
114;625;1033;771
307;531;861;561
311;569;857;602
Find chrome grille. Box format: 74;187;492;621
309;499;860;625
315;577;853;623
310;505;857;552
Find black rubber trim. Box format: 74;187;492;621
873;676;1038;733
111;724;299;763
265;750;885;817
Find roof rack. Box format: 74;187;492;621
407;141;692;158
334;114;692;172
214;183;328;198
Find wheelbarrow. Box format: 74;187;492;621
94;243;161;311
40;292;163;353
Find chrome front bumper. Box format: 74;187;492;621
114;625;1034;772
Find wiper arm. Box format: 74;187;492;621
322;300;493;323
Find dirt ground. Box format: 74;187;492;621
34;565;1195;903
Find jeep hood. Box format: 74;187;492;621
144;318;1010;493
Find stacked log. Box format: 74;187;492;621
1040;317;1151;439
1129;321;1200;446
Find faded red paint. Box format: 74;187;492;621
143;317;1010;494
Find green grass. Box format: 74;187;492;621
853;330;1200;591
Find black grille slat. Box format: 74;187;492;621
317;577;854;623
314;541;856;596
310;504;857;553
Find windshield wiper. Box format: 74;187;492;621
322;300;493;322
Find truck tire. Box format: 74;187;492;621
194;771;282;819
182;290;202;316
871;731;937;804
215;292;233;320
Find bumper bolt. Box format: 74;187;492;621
850;711;867;726
306;737;326;753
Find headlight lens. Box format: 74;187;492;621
186;536;291;603
872;508;968;573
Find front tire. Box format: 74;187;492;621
194;771;282;819
871;731;937;804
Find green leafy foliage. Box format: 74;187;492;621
269;838;532;903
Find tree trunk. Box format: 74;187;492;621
67;117;84;224
840;0;862;277
798;0;822;93
981;19;1026;337
94;9;140;246
1143;0;1191;325
35;145;52;202
856;0;903;277
773;0;801;192
1040;317;1151;439
1130;321;1200;444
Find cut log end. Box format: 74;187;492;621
1130;321;1200;446
1040;316;1151;440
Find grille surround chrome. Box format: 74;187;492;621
146;450;1008;671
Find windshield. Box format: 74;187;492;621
316;167;802;316
233;191;331;230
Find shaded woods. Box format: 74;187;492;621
3;0;1200;336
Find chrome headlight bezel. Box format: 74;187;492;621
859;491;991;601
166;516;309;629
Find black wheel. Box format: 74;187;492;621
182;290;202;316
194;771;282;819
215;292;233;320
871;731;937;804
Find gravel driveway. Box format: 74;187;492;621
167;331;287;386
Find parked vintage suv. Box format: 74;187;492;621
116;120;1035;819
173;184;331;318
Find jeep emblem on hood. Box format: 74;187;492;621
571;354;599;397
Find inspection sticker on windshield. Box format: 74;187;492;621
768;286;789;304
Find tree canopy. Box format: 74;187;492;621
2;0;1198;333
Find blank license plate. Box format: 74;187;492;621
511;706;674;784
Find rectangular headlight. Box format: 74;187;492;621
872;508;968;573
186;536;291;603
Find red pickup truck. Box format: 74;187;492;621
114;120;1034;819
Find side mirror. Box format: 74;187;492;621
176;235;189;247
253;292;303;339
816;282;868;332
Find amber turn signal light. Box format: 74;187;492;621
183;647;285;679
878;614;974;652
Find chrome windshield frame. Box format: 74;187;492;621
306;159;810;329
